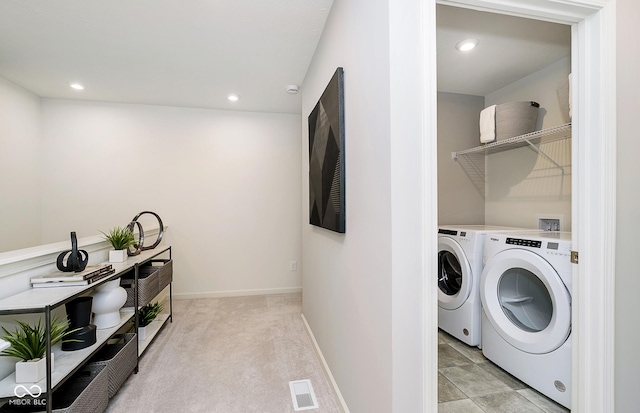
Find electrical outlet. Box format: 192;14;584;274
290;261;297;271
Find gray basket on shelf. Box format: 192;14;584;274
152;259;173;292
6;364;109;413
495;101;540;141
120;267;159;308
51;364;108;413
88;333;137;398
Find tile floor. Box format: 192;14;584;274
438;329;570;413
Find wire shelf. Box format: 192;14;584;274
451;123;572;199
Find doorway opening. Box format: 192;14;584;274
426;0;616;412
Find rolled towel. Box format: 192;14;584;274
480;105;497;143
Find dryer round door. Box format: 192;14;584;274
438;237;472;310
480;249;571;354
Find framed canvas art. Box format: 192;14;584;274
308;67;345;233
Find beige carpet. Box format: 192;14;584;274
106;293;342;413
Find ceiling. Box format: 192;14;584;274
437;5;571;96
0;2;570;114
0;0;334;114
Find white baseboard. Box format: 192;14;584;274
173;286;302;300
301;313;350;413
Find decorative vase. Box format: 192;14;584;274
92;278;127;329
56;232;89;272
15;354;54;384
63;297;96;351
109;249;128;263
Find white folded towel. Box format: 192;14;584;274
568;73;572;118
480;105;497;143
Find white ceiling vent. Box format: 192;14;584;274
289;379;319;411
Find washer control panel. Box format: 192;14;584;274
506;237;542;248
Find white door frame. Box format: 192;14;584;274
423;0;616;412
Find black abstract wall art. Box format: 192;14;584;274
308;67;345;233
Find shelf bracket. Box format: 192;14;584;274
523;138;565;175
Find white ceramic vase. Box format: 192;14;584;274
92;278;127;329
15;354;54;384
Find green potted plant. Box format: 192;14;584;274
100;226;136;263
138;302;163;341
0;317;76;383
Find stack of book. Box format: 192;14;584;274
31;264;116;288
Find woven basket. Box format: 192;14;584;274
149;259;173;292
51;364;108;413
21;364;108;413
87;333;137;398
120;267;159;308
495;101;539;141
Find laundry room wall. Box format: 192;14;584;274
484;57;572;230
437;92;485;225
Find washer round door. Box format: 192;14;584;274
480;249;571;354
438;237;472;310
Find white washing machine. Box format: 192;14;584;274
480;231;572;409
438;225;530;347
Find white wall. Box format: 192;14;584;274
485;57;571;128
615;0;640;410
302;0;426;411
301;1;392;409
438;92;486;225
0;77;42;252
39;100;302;297
484;57;572;230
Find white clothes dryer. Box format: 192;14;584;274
480;231;572;409
437;225;530;347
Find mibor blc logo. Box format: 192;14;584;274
14;384;42;398
10;384;46;406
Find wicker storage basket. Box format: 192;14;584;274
49;364;108;413
87;333;137;398
495;101;540;141
120;267;159;308
0;364;109;413
149;259;173;292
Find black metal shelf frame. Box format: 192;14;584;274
0;245;172;413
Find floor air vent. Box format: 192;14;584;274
289;379;319;411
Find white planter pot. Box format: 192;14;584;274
138;322;157;341
92;278;128;329
109;249;128;263
138;326;147;341
15;354;54;384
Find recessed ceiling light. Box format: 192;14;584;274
227;94;240;102
69;82;85;90
455;39;479;52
